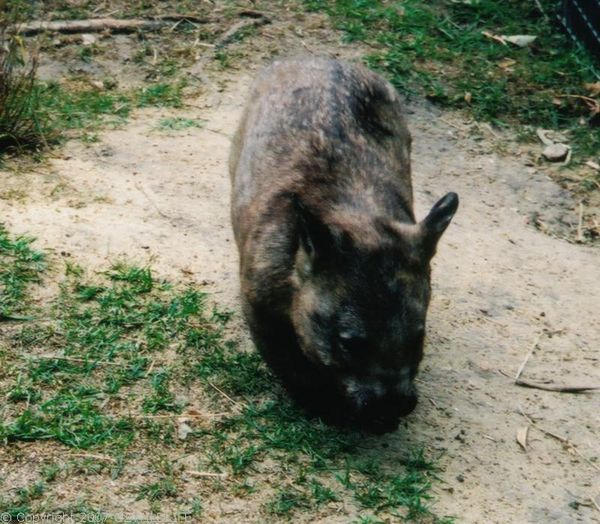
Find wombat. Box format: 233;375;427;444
229;56;458;434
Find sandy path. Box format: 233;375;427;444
1;70;599;523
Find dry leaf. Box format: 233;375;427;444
517;426;529;451
464;92;472;104
585;160;600;171
482;31;507;45
502;35;537;47
536;128;554;146
498;57;516;71
584;82;600;97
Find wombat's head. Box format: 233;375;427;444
291;193;458;433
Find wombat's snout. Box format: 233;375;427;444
348;383;418;434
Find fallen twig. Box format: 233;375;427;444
585;160;600;171
187;470;228;479
128;413;220;419
214;15;271;50
515;334;541;381
533;0;551;23
515;379;600;393
576;202;584;243
519;407;600;472
207;381;246;409
16;18;168;36
70;453;117;464
555;94;600;115
30;354;122;366
482;30;507;45
0;313;35;321
188;12;270;78
135;182;169;219
14;15;208;36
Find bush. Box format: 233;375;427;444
0;3;47;154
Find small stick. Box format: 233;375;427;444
188;13;270;78
0;313;36;321
520;407;600;472
135;182;169;219
562;146;572;166
128;413;213;419
70;453;117;464
515;334;541;381
14;15;208;36
576;203;584;243
30;354;122;366
533;0;551;23
439;117;465;130
146;358;156;377
207;381;246;409
516;379;600;393
554;94;600;113
214;16;271;50
187;471;227;479
591;496;600;513
15;18;170;36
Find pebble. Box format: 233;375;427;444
542;143;569;162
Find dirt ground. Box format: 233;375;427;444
1;3;599;523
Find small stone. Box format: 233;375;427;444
81;33;97;46
542;143;569;162
177;421;193;440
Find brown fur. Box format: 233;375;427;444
230;56;458;433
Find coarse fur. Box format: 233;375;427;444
229;56;458;433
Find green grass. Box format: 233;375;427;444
0;229;451;522
304;0;600;162
0;225;45;317
0;78;187;156
0;4;46;153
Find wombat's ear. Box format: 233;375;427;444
420;192;459;255
293;196;334;263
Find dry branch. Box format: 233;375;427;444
70;453;117;463
515;379;600;393
519;407;600;472
188;13;270;79
187;470;228;479
207;381;247;409
30;354;122;366
514;334;541;381
214;15;271;49
14;16;207;36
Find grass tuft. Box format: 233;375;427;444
0;3;48;153
0;224;45;316
305;0;600;161
0;228;450;521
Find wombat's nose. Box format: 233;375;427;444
354;391;417;433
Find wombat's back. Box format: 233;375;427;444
230;56;414;258
229;57;459;432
